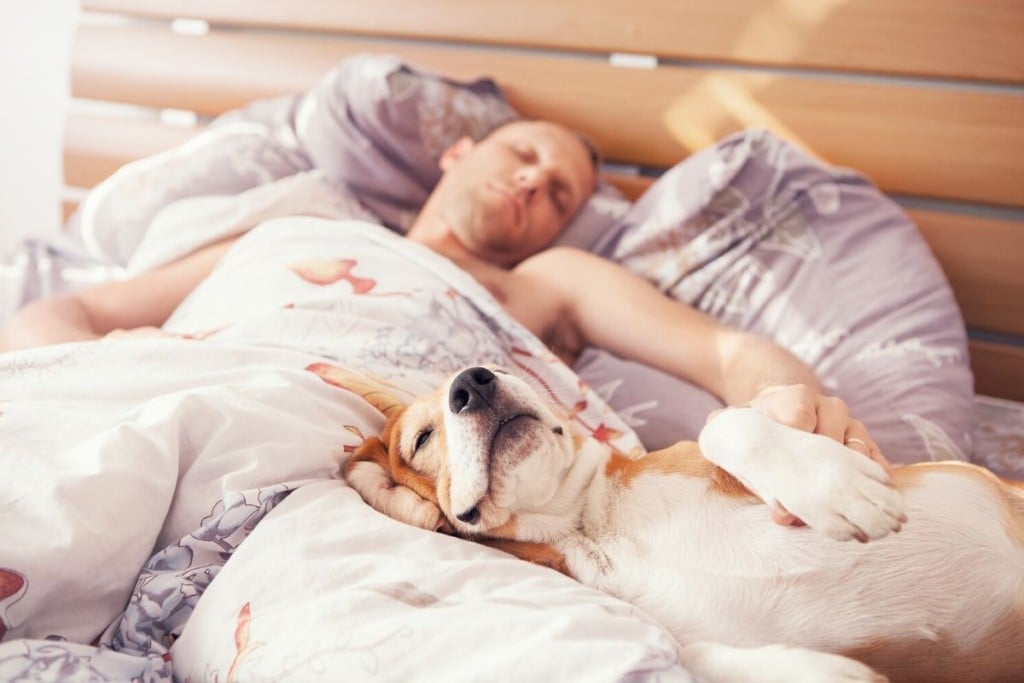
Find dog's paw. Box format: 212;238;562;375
700;408;906;542
679;641;887;683
345;459;443;531
774;437;906;542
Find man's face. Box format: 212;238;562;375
434;121;597;267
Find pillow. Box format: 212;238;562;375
70;53;630;267
170;481;686;682
573;129;976;463
70;123;311;266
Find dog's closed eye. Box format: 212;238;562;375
414;428;434;453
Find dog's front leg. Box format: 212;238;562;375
678;641;886;683
698;408;905;542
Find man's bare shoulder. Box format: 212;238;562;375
515;246;605;279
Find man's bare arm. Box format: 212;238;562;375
0;238;236;353
519;247;819;406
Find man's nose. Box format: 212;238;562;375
514;165;548;197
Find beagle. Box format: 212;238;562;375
339;364;1024;683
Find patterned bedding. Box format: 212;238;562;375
0;218;695;681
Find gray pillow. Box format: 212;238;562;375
574;129;976;463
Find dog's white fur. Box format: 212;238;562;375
343;365;1024;683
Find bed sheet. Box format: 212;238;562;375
0;218;691;681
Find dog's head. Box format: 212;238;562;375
343;365;583;540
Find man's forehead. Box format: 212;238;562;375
496;120;578;149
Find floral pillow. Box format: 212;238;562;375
577;129;976;463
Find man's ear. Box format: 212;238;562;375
343;435;446;532
439;136;476;171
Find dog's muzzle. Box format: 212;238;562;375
447;366;499;526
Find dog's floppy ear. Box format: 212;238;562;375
306;362;407;419
343;434;448;532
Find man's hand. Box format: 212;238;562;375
724;384;892;527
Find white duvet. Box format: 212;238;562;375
0;218;690;681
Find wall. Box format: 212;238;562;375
0;0;79;259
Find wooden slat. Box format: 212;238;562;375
63;113;200;188
604;172;651;201
71;24;1024;208
910;210;1024;338
72;25;338;117
81;0;1024;84
970;340;1024;402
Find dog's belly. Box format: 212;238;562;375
567;466;1024;658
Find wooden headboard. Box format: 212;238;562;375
65;1;1024;401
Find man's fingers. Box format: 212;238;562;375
749;384;818;432
843;421;893;476
745;386;896;528
812;395;849;443
868;444;893;476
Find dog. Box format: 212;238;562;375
340;364;1024;683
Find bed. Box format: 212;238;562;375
1;2;1023;680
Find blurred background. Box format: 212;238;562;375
0;1;78;258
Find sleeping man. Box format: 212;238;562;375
0;118;888;527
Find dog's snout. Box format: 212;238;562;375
449;366;497;414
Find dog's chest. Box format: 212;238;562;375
563;472;828;645
572;471;792;581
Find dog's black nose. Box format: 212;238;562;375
456;506;481;525
449;366;497;413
